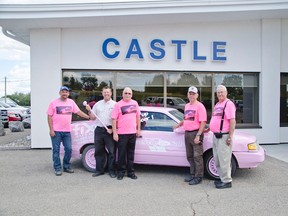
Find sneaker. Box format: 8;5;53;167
63;168;74;174
55;170;62;176
189;177;202;185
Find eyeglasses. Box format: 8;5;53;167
124;92;132;95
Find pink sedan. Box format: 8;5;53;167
69;106;265;179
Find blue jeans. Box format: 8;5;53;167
50;131;72;171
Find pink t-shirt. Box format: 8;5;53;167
47;98;80;132
111;99;140;134
209;99;236;133
183;102;207;131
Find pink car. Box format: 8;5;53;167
69;106;265;179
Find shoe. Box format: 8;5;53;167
117;175;124;180
92;172;104;177
216;182;232;189
109;172;117;178
127;173;138;180
55;171;62;176
189;177;202;185
184;176;194;182
214;180;222;186
63;168;74;174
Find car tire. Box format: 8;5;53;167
81;145;108;172
204;150;237;180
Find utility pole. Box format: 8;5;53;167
4;76;7;103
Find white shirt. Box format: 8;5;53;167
92;99;116;127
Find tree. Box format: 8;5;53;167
4;92;31;106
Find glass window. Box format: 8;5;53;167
280;73;288;126
62;70;259;127
140;111;176;132
214;73;259;125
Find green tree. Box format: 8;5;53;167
4;92;31;106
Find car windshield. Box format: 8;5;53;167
0;102;11;108
173;98;186;104
169;110;184;121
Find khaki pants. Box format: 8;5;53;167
212;134;232;183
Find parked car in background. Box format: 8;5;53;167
0;107;8;127
0;101;30;121
0;98;18;107
67;107;265;179
141;97;186;113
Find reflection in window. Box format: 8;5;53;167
62;70;259;127
214;73;259;125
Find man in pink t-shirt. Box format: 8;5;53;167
174;86;207;185
112;87;141;180
209;85;236;189
47;86;91;176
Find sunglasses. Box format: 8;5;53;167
124;92;132;95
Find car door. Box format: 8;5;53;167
135;110;189;167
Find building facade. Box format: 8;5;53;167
0;0;288;148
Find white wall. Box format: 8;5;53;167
61;21;261;71
29;19;287;148
30;29;62;148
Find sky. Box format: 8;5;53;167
0;27;30;97
0;0;156;98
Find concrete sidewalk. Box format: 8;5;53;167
261;144;288;163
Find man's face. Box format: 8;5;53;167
217;89;227;102
59;90;69;100
122;89;132;101
187;92;198;102
102;89;112;101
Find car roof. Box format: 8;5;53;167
140;106;176;112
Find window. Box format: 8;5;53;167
280;73;288;126
140;111;176;132
62;70;259;127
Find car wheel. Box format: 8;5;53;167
81;145;108;172
204;150;237;180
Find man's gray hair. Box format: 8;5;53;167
217;85;227;92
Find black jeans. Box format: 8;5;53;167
94;127;116;173
117;134;136;176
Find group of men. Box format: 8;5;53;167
47;84;236;188
47;86;140;180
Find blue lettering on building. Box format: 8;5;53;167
125;39;144;59
193;41;207;61
102;38;227;62
212;41;227;61
102;38;120;59
150;39;165;60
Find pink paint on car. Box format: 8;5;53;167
69;106;265;179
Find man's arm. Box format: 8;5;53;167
112;119;118;142
47;115;55;137
76;110;90;120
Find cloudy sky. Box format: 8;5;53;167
0;0;156;98
0;27;30;97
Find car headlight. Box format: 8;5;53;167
248;142;258;151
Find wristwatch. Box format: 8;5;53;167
196;134;201;136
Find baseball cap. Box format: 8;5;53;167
188;86;198;93
60;86;69;91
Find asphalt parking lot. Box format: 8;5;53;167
0;149;288;216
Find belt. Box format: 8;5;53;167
214;132;229;135
97;125;112;129
186;129;198;132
